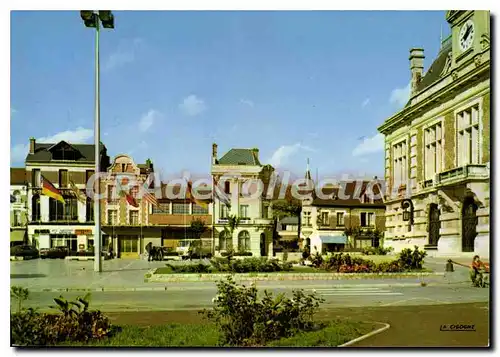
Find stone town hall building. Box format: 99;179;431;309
379;11;490;257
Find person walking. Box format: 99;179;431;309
470;255;484;287
146;242;153;262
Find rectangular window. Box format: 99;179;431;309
424;122;443;179
240;205;249;218
107;210;117;225
59;170;68;188
107;185;117;203
86;198;94;222
172;203;189;214
393;140;408;189
360;212;367;227
303;211;311;227
129;210;139;225
337;212;345;226
220;204;229;219
32;169;40;187
224;181;231;194
262;203;269;219
86;170;94;184
193;204;209;214
130;185;139;199
457;105;480;166
320;212;329;226
153;203;170;214
367;212;375;226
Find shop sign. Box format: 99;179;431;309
75;229;93;235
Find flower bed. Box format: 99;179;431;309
162;257;293;274
309;246;427;274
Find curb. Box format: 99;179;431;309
29;287;170;293
338;321;391;347
146;271;445;283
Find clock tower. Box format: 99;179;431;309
446;10;490;67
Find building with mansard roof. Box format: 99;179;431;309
378;11;490;257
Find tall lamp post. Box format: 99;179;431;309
80;10;115;272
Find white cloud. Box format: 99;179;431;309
389;82;411;107
179;95;207;116
361;98;370;107
10;127;93;163
240;99;254;107
268;143;316;168
103;38;143;71
352;133;384;157
138;109;161;132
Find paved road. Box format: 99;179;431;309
11;256;487;313
14;281;489;313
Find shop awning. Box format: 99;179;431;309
319;235;347;244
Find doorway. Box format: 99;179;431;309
462;197;478;252
428;204;441;246
119;236;139;258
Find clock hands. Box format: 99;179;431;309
462;24;473;42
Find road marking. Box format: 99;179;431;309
321;292;402;296
311;287;403;296
380;297;451;307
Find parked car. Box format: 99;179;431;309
11;245;39;259
40;246;69;259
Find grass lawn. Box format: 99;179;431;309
67;320;375;347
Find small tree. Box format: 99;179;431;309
223;214;240;257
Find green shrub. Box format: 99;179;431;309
309;252;324;268
209;257;292;273
165;263;211;273
362;246;394;256
398;246;427;270
10;292;113;346
201;277;324;346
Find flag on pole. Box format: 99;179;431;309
185;180;209;209
41;175;65;204
143;191;159;207
125;193;139;208
69;180;87;203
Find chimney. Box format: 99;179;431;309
252;147;259;160
212;143;218;164
29;137;36;154
409;48;425;96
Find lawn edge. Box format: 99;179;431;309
338;321;391;347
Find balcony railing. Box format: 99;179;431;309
438;164;488;184
49;215;79;223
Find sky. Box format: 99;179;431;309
10;10;450;180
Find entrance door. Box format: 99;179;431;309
260;233;266;257
428;204;441;246
462;197;478;252
119;236;139;258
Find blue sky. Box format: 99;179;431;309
11;10;450;179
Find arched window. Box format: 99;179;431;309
219;231;230;251
13;190;21;203
238;230;251;252
31;194;40;221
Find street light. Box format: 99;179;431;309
401;199;414;232
80;10;115;273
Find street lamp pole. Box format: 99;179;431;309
80;10;114;273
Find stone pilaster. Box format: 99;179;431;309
437;212;461;254
475;207;490;258
482;92;490;164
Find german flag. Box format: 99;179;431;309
186;180;209;209
41;176;65;204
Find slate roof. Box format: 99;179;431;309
217;148;261;166
311;181;385;208
10;168;26;185
25;141;107;164
405;41;452;107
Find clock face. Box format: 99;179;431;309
459;19;475;52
